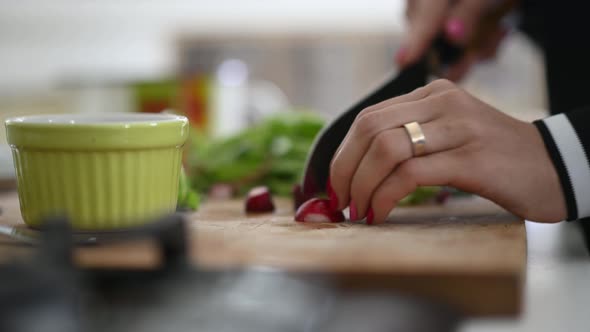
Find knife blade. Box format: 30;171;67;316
301;37;463;196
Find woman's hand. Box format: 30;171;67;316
328;79;567;224
397;0;514;81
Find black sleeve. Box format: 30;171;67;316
519;0;590;115
534;109;590;221
519;0;590;222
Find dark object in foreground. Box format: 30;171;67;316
0;215;460;332
295;198;345;223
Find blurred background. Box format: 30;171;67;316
0;0;546;184
3;3;587;332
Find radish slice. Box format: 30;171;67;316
295;198;345;223
245;186;275;213
435;188;451;205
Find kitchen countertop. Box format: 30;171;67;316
461;221;590;332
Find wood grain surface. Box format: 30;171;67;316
192;196;525;316
0;192;526;316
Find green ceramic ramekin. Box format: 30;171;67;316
5;113;189;230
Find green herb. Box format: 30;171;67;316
177;167;200;210
184;111;449;206
398;186;440;206
187;111;324;197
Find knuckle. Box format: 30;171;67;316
355;103;381;122
429;78;455;91
353;112;379;137
410;85;429;98
439;120;455;137
372;132;395;162
457;118;482;139
354;108;369;122
431;88;467;113
374;131;412;168
439;87;464;103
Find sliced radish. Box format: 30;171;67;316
295;198;345;223
245;186;275;213
435;187;451;205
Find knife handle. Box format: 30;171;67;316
427;0;518;75
429;36;464;73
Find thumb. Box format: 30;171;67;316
445;0;490;44
397;0;448;67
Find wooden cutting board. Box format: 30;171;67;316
192;196;525;317
0;192;525;317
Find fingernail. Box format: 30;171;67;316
349;201;358;221
395;47;408;66
366;207;374;225
327;178;339;210
445;18;465;42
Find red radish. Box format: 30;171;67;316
435;187;451;205
245;186;275;213
295;198;345;223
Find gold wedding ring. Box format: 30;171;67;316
403;121;426;157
